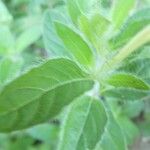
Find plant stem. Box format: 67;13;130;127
98;25;150;75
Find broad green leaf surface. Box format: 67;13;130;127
95;108;126;150
112;0;135;29
57;96;107;150
110;8;150;49
43;10;70;57
0;58;94;132
54;22;94;66
107;73;150;90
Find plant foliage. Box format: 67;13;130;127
0;0;150;149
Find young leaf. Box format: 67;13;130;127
67;0;101;25
43;10;70;57
79;15;94;44
112;0;135;29
79;13;110;50
67;0;82;24
0;58;94;132
57;96;107;150
106;73;150;90
110;8;150;49
54;22;94;66
90;13;110;37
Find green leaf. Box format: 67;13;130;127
54;22;94;66
67;0;82;24
79;15;94;44
110;8;150;49
118;58;150;84
43;9;70;57
0;58;94;132
102;87;150;101
117;116;139;145
57;96;107;150
95;108;126;150
79;13;110;50
106;73;150;90
90;13;110;37
104;59;150;101
67;0;101;24
112;0;135;29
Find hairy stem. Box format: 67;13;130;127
98;25;150;76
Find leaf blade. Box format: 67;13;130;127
110;8;150;49
54;22;94;66
0;58;94;132
112;0;135;29
95;108;126;150
57;96;107;150
107;73;150;90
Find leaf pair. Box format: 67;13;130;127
102;55;150;101
44;10;94;68
79;13;110;51
57;96;126;150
